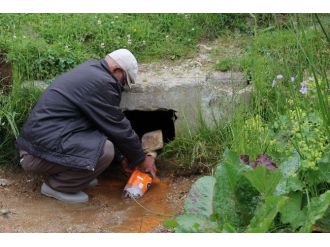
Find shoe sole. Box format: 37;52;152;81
41;188;89;203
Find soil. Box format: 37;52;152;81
0;165;198;233
137;35;246;84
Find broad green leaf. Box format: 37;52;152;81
280;192;306;229
275;153;304;195
214;163;242;228
220;149;249;189
279;151;301;177
300;190;330;233
315;208;330;232
246;195;288;233
235;178;261;225
285;175;304;191
175;214;219;233
184;176;216;217
244;165;282;197
222;149;247;170
276;174;304;195
214;150;248;229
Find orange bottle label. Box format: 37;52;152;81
126;169;152;193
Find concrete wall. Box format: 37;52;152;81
120;71;251;135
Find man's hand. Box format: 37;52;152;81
137;155;157;178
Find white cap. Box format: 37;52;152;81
107;49;138;88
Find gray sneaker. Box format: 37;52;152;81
41;183;88;203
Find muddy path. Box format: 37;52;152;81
0;165;198;233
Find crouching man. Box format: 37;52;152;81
16;49;157;203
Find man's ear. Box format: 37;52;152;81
113;67;124;75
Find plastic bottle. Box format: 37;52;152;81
123;169;153;198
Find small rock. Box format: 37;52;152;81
0;209;11;218
0;208;10;214
0;178;12;187
141;130;164;152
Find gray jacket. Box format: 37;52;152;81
16;59;145;171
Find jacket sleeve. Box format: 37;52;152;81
78;82;145;168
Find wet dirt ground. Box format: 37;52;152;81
0;165;197;233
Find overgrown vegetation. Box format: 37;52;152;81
0;86;42;167
169;150;330;232
163;14;330;232
0;14;329;232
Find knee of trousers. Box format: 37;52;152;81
101;140;115;166
19;152;41;173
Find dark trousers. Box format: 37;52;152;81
19;140;114;193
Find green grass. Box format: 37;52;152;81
160;111;233;173
0;13;250;82
0;85;42;167
214;57;241;72
161;14;330;173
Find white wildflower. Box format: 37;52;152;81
97;19;102;25
299;80;308;94
299;86;308;94
291;76;295;83
272;80;277;87
276;74;283;80
100;43;105;49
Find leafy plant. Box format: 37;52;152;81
175;176;218;233
173;150;330;232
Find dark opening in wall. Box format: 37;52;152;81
124;109;177;143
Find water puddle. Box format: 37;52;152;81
0;175;178;232
87;177;175;232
